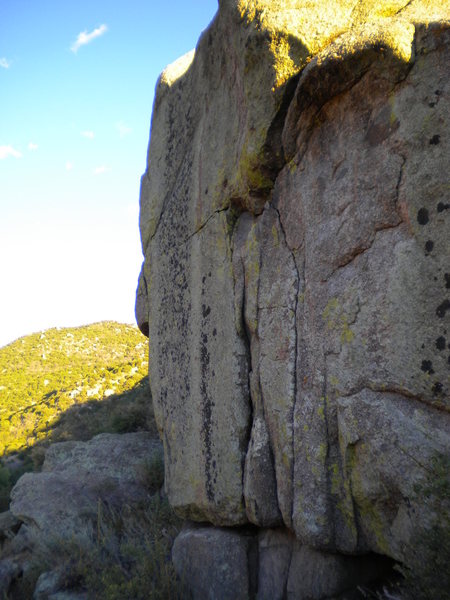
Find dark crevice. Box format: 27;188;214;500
394;154;407;205
247;534;259;598
262;73;301;180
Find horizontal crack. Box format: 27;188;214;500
339;384;449;414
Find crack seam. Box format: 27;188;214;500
270;202;300;528
339;384;449;414
181;205;230;244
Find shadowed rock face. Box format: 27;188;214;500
137;0;449;595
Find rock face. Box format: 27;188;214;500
136;0;450;597
10;432;162;538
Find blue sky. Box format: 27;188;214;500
0;0;218;347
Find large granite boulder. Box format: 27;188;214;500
10;432;162;538
2;432;163;599
136;0;449;597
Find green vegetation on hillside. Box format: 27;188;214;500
0;321;151;510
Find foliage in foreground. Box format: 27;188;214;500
5;493;182;600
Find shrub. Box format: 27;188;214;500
137;452;165;494
0;465;11;511
26;495;182;600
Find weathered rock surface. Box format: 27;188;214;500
33;570;88;600
10;432;161;537
173;524;393;600
136;0;450;597
0;510;20;544
0;558;20;597
172;524;257;600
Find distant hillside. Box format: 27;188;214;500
0;321;152;509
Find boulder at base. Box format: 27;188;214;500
10;432;162;539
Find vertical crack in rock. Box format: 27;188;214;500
270;202;300;526
233;209;288;527
230;210;257;518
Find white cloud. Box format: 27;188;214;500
0;145;22;159
0;58;11;69
116;121;132;138
93;165;110;175
28;142;38;151
81;130;94;139
71;24;108;53
66;161;74;171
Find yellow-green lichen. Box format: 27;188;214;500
269;32;303;89
239;147;274;193
317;403;325;420
337;497;359;542
323;297;356;345
282;451;291;469
330;458;358;543
271;222;280;246
329;375;340;388
318;441;328;463
388;92;398;127
350;459;391;555
330;462;340;495
341;325;355;344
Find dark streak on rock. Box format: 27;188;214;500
417;208;429;225
425;240;434;253
200;328;215;503
421;360;434;375
200;280;216;503
436;299;450;318
432;382;443;395
429;134;440;145
436;336;446;351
